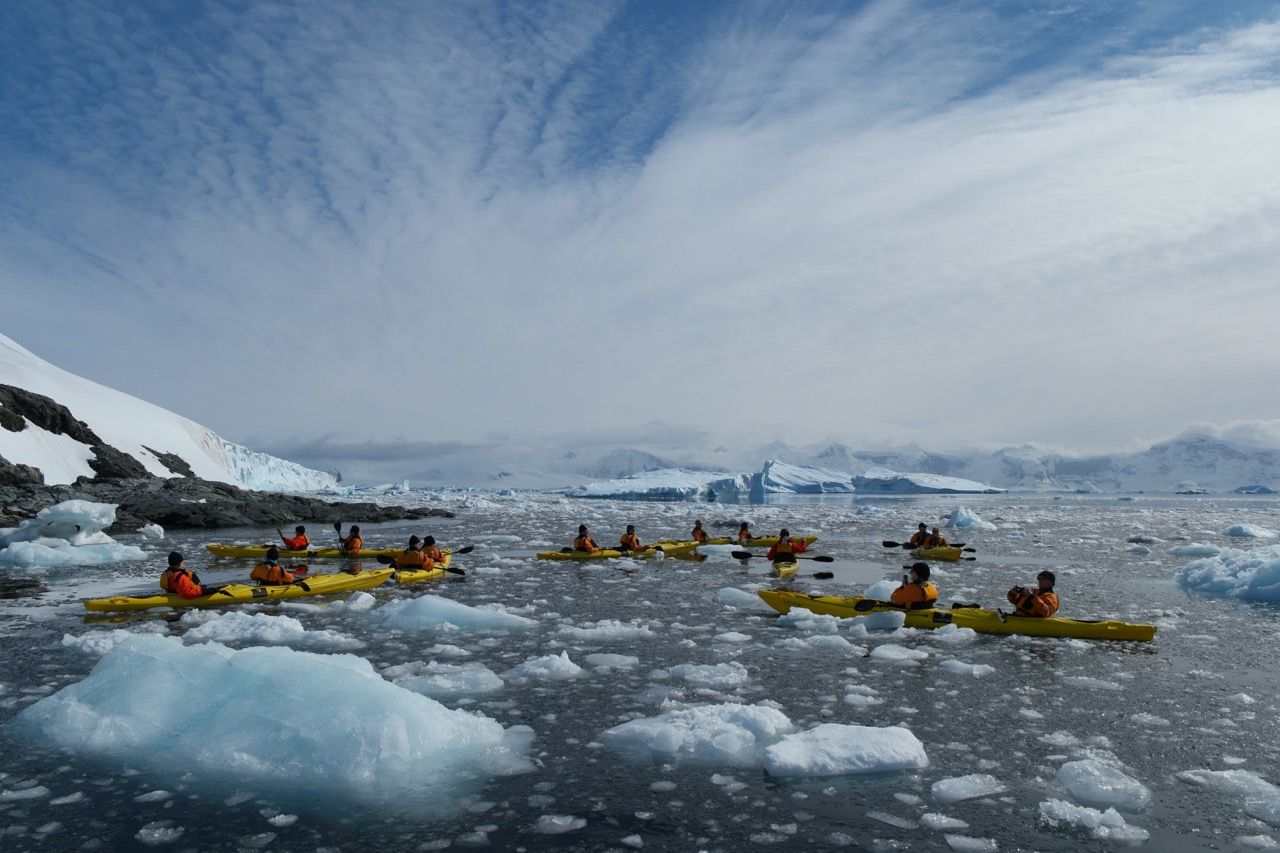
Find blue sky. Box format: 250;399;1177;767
4;0;1280;458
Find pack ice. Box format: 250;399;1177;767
0;500;144;567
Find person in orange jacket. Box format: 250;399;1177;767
1007;571;1060;617
691;520;709;543
923;527;950;548
396;535;433;570
767;529;800;562
737;522;753;543
573;525;600;553
619;525;643;551
908;523;929;547
422;535;445;565
340;525;363;556
160;551;220;599
251;547;297;585
279;525;309;550
890;562;939;609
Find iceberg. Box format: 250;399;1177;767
0;500;145;567
853;467;1004;494
1176;546;1280;603
568;468;735;500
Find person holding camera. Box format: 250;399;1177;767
889;562;938;609
1006;570;1060;617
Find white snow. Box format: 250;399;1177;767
853;467;1004;494
600;703;795;765
180;611;362;650
374;596;538;633
763;724;928;777
1176;545;1280;603
1038;798;1150;843
0;333;335;491
931;774;1008;803
1055;759;1152;811
17;634;533;811
1224;524;1278;539
502;652;585;682
944;506;997;530
384;661;504;697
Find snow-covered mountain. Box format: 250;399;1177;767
0;333;335;491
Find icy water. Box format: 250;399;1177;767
2;494;1279;851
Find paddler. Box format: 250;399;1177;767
160;551;220;599
1006;571;1060;617
766;529;805;562
422;535;445;565
279;525;309;550
890;562;938;609
691;520;709;543
340;525;363;556
923;527;950;548
908;523;929;547
396;535;434;570
574;525;600;553
737;522;753;543
619;524;643;552
251;546;297;585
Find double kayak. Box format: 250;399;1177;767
771;560;799;579
206;544;418;560
740;535;818;549
911;546;964;561
757;589;1155;642
392;551;453;584
536;547;664;561
650;537;732;555
84;569;395;613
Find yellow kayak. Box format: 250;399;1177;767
83;569;394;613
911;546;964;561
757;589;1156;642
536;547;664;561
771;560;799;578
206;544;412;560
650;537;733;555
739;535;818;549
390;552;453;584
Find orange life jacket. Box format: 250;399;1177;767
692;527;708;543
767;538;794;561
619;533;641;551
573;535;598;552
282;534;308;550
890;581;939;609
1008;588;1060;618
908;530;929;547
161;568;205;599
738;529;752;542
251;561;296;585
396;549;428;569
424;546;444;563
923;533;949;548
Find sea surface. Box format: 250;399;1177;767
1;493;1277;851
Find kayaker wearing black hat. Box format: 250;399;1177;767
619;524;643;552
251;546;296;585
280;525;309;550
574;525;600;553
737;522;753;542
908;523;929;547
160;551;214;599
767;529;807;561
396;535;431;569
890;562;938;609
691;520;709;543
1007;571;1059;617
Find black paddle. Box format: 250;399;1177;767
375;553;466;576
881;540;973;551
731;551;834;563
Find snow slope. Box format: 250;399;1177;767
0;333;334;491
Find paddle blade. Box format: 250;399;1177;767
730;551;755;559
445;566;466;576
808;555;835;563
375;555;396;565
333;521;342;532
880;541;901;548
455;545;475;555
962;557;977;561
811;571;834;580
962;548;977;553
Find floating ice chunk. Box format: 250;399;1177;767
18;635;534;814
135;821;184;846
1224;524;1277;539
139;524;165;541
1;785;50;800
863;580;898;601
1059;676;1122;691
921;813;969;831
1127;544;1151;556
585;653;640;669
1129;712;1170;727
1040;731;1080;747
1238;835;1279;849
0;539;146;568
502;652;584;683
1056;760;1151;811
472;534;522;544
945;506;997;531
1;500;119;546
1038;798;1149;843
870;644;928;665
1177;769;1280;826
375;596;537;633
780;635;864;654
777;610;841;634
1176;545;1280;603
850;611;906;632
714;588;773;611
1169;543;1220;557
534;814;586;834
384;661;504;698
62;625;167;656
343;591;376;612
559;620;655;642
929;624;979;645
939;660;995;678
601;703;794;765
943;835;998;852
763;724;928;777
668;661;750;688
931;774;1007;803
843;690;884;708
713;632;752;644
182;611;362;650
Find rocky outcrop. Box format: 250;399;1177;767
143;445;196;477
0;476;453;533
0;384;152;482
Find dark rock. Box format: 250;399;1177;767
143;446;196;477
0;455;43;487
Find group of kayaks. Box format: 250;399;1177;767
82;530;1157;643
83;550;454;612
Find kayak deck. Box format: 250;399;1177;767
739;535;818;549
84;569;394;613
911;546;964;561
390;552;453;584
536;548;664;561
757;589;1155;642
